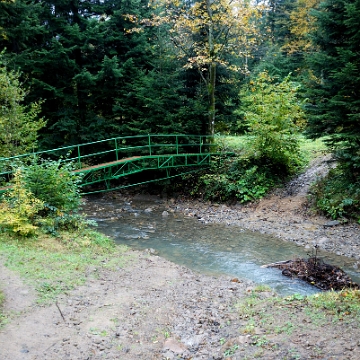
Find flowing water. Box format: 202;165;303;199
84;197;360;296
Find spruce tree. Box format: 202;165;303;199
1;0;153;148
306;0;360;173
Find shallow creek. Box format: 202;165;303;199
84;197;360;296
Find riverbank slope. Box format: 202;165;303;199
1;155;360;359
166;155;360;262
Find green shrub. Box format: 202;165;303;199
310;167;360;220
0;158;87;236
192;156;281;203
237;71;306;175
22;158;82;213
0;169;44;236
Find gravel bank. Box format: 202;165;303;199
1;155;360;360
165;156;360;265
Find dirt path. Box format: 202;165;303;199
2;251;360;360
1;156;360;360
0;252;252;360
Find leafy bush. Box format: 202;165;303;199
0;169;44;236
191;156;281;203
22;158;82;213
0;159;87;236
237;71;306;175
310;167;360;220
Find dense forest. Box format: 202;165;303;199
0;0;360;218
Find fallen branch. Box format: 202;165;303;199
55;302;66;323
261;260;293;268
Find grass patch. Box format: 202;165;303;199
253;284;272;293
298;136;328;160
308;290;360;321
0;228;130;304
0;289;5;326
235;289;360;339
216;135;328;160
215;135;251;152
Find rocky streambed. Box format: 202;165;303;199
1;155;360;360
163;155;360;265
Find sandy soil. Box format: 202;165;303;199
1;156;360;360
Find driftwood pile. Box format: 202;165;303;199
263;257;359;291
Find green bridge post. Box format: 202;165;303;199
77;145;81;168
148;134;152;156
115;138;119;161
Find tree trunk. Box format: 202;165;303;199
206;0;215;139
208;62;216;138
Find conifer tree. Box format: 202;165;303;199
1;0;153;148
306;0;360;172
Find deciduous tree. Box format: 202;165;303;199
149;0;261;136
0;59;45;157
239;71;306;173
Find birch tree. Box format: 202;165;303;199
149;0;261;136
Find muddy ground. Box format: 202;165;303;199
1;156;360;360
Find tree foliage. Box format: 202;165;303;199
306;0;360;173
286;0;321;54
239;71;306;173
0;58;45;157
0;0;154;148
149;0;261;135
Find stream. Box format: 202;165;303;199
84;196;360;296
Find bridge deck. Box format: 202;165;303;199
0;134;230;194
72;156;142;173
0;152;216;194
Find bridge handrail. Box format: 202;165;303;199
0;134;216;178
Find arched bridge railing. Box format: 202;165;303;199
0;134;228;195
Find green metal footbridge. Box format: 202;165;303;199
0;134;228;195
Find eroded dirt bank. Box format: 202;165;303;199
1;156;360;360
1;248;360;360
0;253;254;360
